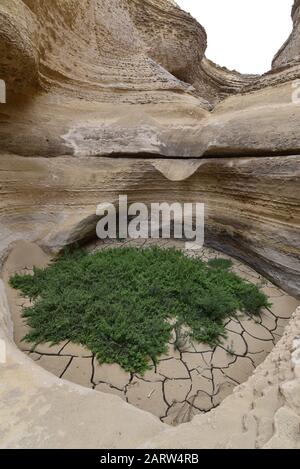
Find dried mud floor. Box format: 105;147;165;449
3;239;299;426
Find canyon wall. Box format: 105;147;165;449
0;0;299;294
273;0;300;70
0;0;300;449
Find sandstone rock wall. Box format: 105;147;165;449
0;0;258;104
245;0;300;92
0;0;200;99
273;0;300;70
0;1;299;295
1;1;300;158
0;0;300;449
0;155;299;298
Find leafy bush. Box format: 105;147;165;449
207;258;233;270
10;247;271;374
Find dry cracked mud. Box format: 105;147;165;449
3;239;299;426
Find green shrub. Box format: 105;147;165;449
207;258;233;270
10;247;271;374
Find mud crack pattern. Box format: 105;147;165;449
7;239;299;426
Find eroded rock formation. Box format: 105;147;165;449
0;0;300;449
0;0;299;293
273;0;300;70
1;0;299;159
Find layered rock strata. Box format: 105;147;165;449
0;155;299;297
1;0;300;158
0;0;300;450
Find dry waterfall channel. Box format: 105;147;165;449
3;239;299;426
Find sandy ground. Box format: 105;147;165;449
3;239;299;426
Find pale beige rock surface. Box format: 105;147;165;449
0;0;299;294
0;0;300;449
0;0;300;159
0;155;299;297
